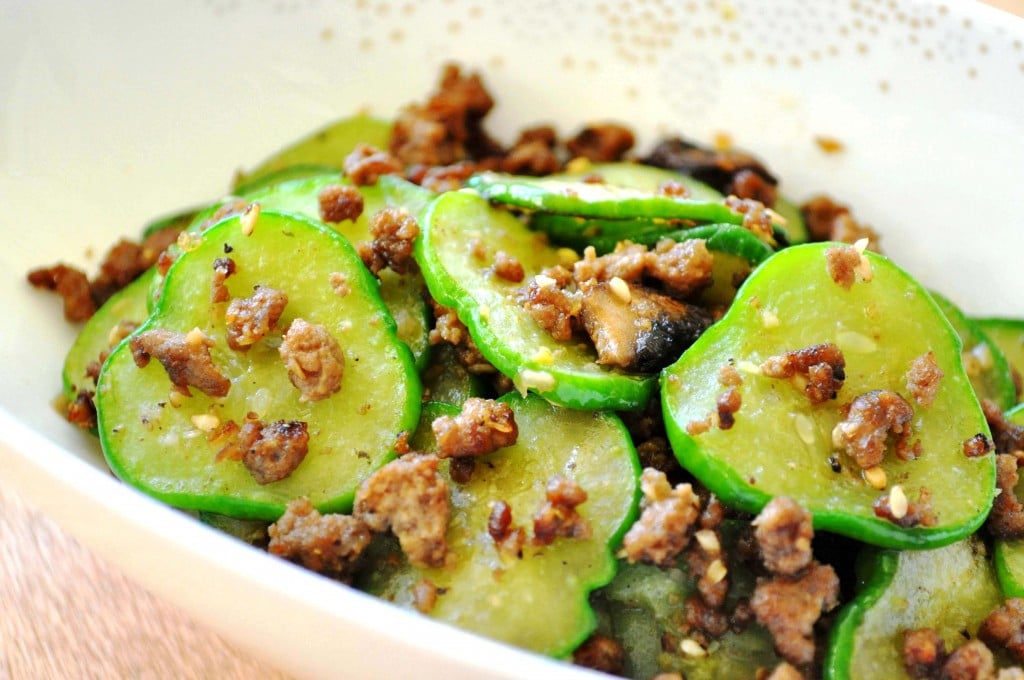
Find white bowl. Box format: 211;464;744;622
2;1;1023;678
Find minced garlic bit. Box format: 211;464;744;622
852;238;874;281
609;276;631;303
557;247;580;266
889;485;909;520
514;369;557;395
534;274;557;289
680;638;708;658
694;529;721;553
190;413;220;432
241;202;261;236
760;308;780;329
176;230;203;253
531;347;555;365
963;343;994;377
864;465;888;490
185;327;207;346
168;389;185;408
706;558;728;584
565;156;592;174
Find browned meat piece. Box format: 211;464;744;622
268;497;371;582
240;420;310;485
279;318;344;402
318;183;364;223
646;239;714;299
130;328;231;397
716;387;742;430
873;486;938;528
390;64;500;166
903;628;947;679
656;180;691;198
906;352;944;408
801;195;881;251
517;276;581;342
685;594;730;639
834;389;918;469
572;634;626;675
754;497;814;577
723;196;775;242
358;207;420;276
766;662;805;680
979;600;1024;664
66;391;97;430
343;143;403;186
573;242;648;286
501;126;561;176
964;433;996;458
89;239;148;305
428;300;495;374
432;397;518;459
210;257;236;303
643;136;778;204
686;531;729;609
354;454;450;568
940;640;995;680
491;250;524;283
761;343;847;404
983;398;1024;454
224;286;288;351
579;281;712;373
636;436;678;476
728;168;778;207
533;475;592;546
416;160;481;193
412;579;440;614
27;263;96;321
825;244;862;290
752;562;840;668
487;499;525;557
566;123;635;162
990;454;1024;538
621;468;701;566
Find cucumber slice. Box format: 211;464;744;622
232;163;337;196
598;521;779;679
662;243;995;549
358;393;640;658
554;161;723;202
931;292;1016;411
993;404;1024;597
417;189;657;410
975;317;1024;404
379;174;437;220
235;173;433;371
63;268;156;404
466;171;747;225
235;114;392;190
420;344;488;406
140;206;203;240
97;210;421;520
773;195;808;245
825;538;1005;680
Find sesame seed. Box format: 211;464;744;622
680;639;707;657
514;369;557;395
795;414;816;445
609;276;632;303
240;202;261;236
736;360;762;375
864;466;888;490
838;330;878;353
889;485;908;519
831;423;846;449
534;274;557;289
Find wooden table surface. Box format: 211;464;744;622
4;3;1024;678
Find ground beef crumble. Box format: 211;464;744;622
906;351;944;408
941;640;996;680
268;497;371;582
491;250;525;283
572;634;626;675
487;499;526;557
833;389;918;469
760;343;846;405
801;195;881;251
753;497;813;577
358;207;420;276
26;264;96;321
129;328;231;397
501;126;561;176
318;183;365;223
278;319;345;402
873;486;937;528
752;561;840;669
566;123;635;163
353;454;450;568
343;143;403;187
428;300;495;374
983;398;1024;455
532;475;592;546
236;419;310;485
902;628;946;679
621;468;701;566
979;599;1024;665
517;275;581;342
210;257;236;303
224;285;288;351
431;397;518;459
716;387;742;430
824;244;862;290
